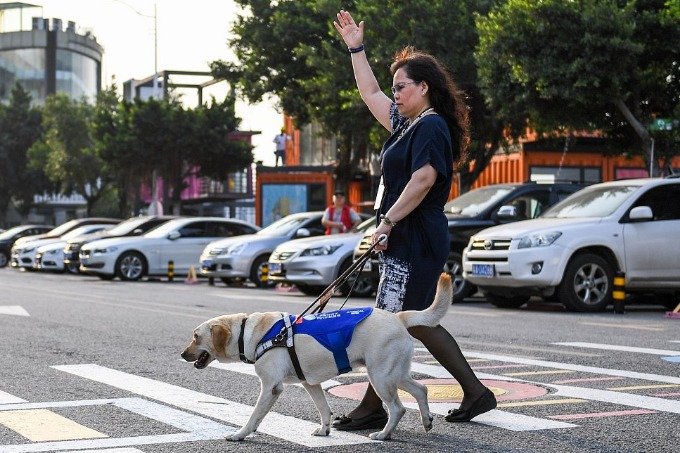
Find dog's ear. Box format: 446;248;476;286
209;323;231;356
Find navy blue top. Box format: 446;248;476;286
375;103;453;310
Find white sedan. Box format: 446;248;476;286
79;217;259;281
12;224;116;270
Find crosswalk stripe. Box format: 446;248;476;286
0;409;107;442
0;391;26;405
53;364;372;447
553;342;680;356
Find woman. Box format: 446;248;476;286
332;10;496;429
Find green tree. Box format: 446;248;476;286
214;0;502;192
475;0;680;169
0;84;51;222
28;94;114;215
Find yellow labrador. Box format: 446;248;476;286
181;274;452;441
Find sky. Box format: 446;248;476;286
19;0;283;166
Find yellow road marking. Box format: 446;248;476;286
497;398;586;408
503;370;575;376
607;384;680;391
580;322;664;332
0;409;108;442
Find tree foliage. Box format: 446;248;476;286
0;84;52;221
475;0;680;167
214;0;502;191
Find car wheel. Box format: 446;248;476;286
484;291;530;308
250;255;275;288
296;283;325;296
337;258;375;297
65;262;80;274
115;251;146;281
557;253;613;312
0;251;8;268
445;252;476;303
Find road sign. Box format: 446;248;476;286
648;118;676;131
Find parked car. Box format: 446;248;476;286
79;217;259;281
200;211;370;288
13;224;117;270
0;225;54;268
11;217;122;249
63;215;177;274
463;177;680;312
268;218;376;297
354;181;584;302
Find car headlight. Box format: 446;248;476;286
301;245;341;256
517;232;562;249
21;247;35;254
222;243;246;256
92;246;118;255
46;249;60;255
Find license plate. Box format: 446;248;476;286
268;262;282;274
201;259;213;268
362;260;372;272
472;264;495;277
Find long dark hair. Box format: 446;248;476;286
390;47;469;163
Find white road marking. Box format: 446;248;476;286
0;397;225;453
402;402;577;431
435;350;680;384
0;391;26;405
63;449;144;453
553;342;680;356
0;306;29;317
53;364;372;447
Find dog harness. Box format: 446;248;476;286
252;308;373;376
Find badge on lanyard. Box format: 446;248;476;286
374;176;385;210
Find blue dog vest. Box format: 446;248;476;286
257;308;373;374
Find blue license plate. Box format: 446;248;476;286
472;264;495;277
268;262;282;274
201;259;213;268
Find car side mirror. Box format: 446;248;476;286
296;228;311;238
168;231;181;240
628;206;653;222
496;205;517;220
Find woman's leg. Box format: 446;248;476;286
408;324;491;411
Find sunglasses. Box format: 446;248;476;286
390;81;419;95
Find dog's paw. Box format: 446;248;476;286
312;426;330;437
369;430;391;441
423;414;434;432
225;430;249;442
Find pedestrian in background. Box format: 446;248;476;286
273;128;291;167
322;190;362;234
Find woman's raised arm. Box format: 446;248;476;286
334;10;393;132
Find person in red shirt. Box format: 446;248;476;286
322;191;362;234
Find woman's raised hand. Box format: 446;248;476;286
333;10;363;49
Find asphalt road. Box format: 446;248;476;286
1;268;678;453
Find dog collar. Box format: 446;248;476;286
238;317;255;364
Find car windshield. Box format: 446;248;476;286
0;226;29;240
105;217;154;235
46;219;82;236
144;221;185;238
257;215;316;237
445;186;515;216
542;185;641;218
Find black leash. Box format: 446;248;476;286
293;234;387;322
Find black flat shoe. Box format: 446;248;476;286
445;389;497;422
333;407;388;431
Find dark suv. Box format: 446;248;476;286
353;181;585;302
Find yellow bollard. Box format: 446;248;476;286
613;271;625;314
168;260;174;282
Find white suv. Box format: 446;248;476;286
463;177;680;312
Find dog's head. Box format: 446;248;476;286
181;315;238;369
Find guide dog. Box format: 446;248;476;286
181;274;452;441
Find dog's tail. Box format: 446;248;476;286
397;273;452;328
